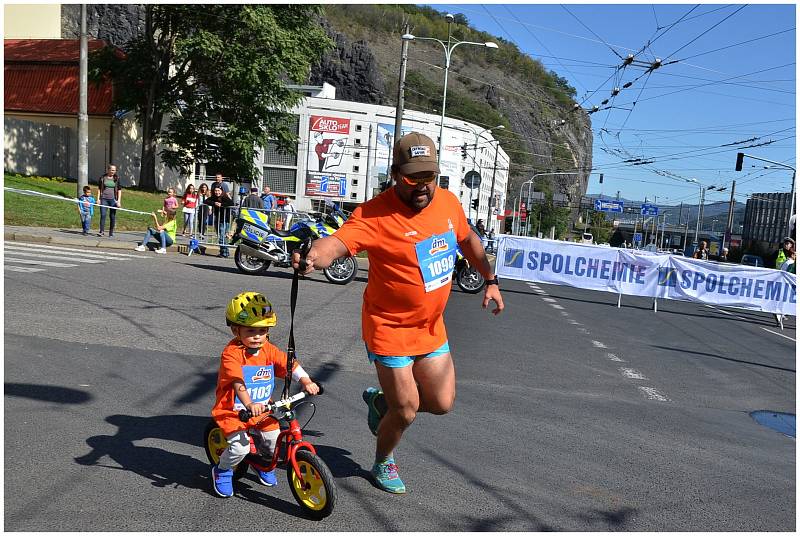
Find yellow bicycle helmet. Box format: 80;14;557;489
225;291;277;327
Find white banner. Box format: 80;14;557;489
496;235;797;316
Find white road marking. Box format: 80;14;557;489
542;297;556;302
620;368;648;380
3;250;106;263
578;327;591;334
606;353;625;362
4;258;79;268
760;327;796;342
568;320;582;325
4;265;45;273
560;311;570;316
591;340;608;349
550;304;564;310
6;241;143;258
638;386;669;402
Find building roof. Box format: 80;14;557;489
4;39;114;115
5;39;109;62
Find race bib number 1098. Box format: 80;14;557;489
415;230;457;292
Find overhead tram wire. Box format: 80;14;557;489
675;27;795;62
561;4;625;60
500;4;590;95
662;4;749;61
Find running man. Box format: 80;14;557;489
292;132;503;493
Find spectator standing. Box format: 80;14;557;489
261;186;276;211
77;185;95;235
769;237;795;269
692;240;709;260
163;187;179;214
181;184;198;236
98;164;122;237
211;173;231;195
281;195;296;229
134;208;177;254
204;186;235;258
475;219;487;237
719;247;729;262
241;187;265;209
197;183;210;238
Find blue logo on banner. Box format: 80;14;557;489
504;248;524;268
657;267;678;287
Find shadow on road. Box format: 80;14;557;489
184;263;368;284
5;382;92;404
650;345;796;373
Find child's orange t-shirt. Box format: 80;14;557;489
332;187;470;356
211;339;294;436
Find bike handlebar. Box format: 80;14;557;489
238;380;324;422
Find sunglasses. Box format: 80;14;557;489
400;173;437;186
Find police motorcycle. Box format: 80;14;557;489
231;207;358;285
453;223;486;294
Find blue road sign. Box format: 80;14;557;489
594;199;624;213
641;204;659;216
633;232;643;243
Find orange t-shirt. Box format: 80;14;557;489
211;338;296;436
333;187;470;355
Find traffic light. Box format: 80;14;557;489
599;173;604;184
735;152;745;171
461;143;468;160
471;198;479;210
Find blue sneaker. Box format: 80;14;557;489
362;387;385;436
371;458;406;494
256;469;278;487
211;465;234;498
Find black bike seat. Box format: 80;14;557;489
271;228;294;238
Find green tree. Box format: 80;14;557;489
588;210;613;243
92;5;332;188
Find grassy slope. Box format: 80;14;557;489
4;174;165;230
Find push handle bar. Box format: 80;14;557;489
238;380;324;422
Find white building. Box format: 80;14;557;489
246;84;509;233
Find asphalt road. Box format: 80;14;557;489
4;242;796;531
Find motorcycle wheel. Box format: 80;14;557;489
234;246;271;275
456;266;485;294
203;420;248;480
287;449;337;520
323;256;358;285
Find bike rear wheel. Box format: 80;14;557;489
287;449;337;519
203;420;248;480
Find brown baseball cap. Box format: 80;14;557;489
392;132;440;176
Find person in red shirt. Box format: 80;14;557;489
210;291;320;498
292;132;503;494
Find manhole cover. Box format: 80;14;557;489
750;410;796;438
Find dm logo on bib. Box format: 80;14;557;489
250;366;273;383
504;248;524;269
429;236;449;256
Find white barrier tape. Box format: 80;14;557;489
4;187;152;215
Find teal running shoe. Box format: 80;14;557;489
362;387;385;436
371;458;406;494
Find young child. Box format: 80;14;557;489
77;186;95;235
162;187;179;214
210;291;319;498
134;208;177;254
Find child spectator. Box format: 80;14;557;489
134;208;177;254
163;187;179;214
181;184;198;236
210;291;319;498
77;186;95;236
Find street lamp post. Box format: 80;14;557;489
403;20;498;182
517;172;576;236
684;178;703;246
736;152;796;237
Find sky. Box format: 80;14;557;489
430;3;796;208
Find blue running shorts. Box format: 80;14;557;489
366;341;450;368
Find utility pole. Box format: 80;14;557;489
392;22;410;179
485;142;500;235
77;4;89;194
722;180;736;252
694;187;705;246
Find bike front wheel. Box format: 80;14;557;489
287;449;337;519
323;256;358;285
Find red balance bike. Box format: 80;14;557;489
203;385;337;519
